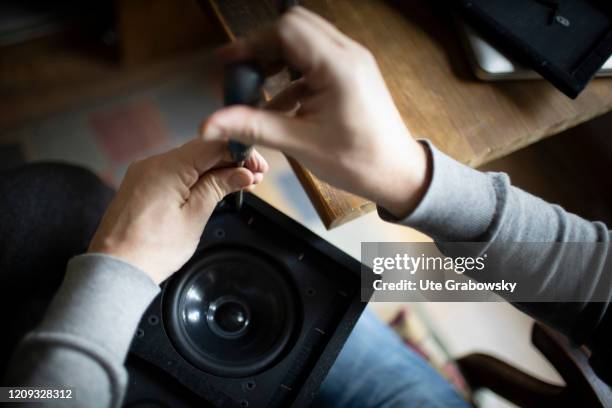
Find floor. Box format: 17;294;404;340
4;56;610;407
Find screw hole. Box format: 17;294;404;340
136;328;144;338
246;381;256;390
148;315;159;325
306;288;316;296
240;400;249;407
214;228;225;238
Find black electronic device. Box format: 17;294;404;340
123;193;374;408
455;0;612;98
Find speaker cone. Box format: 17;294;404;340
164;248;298;378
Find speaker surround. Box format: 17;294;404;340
124;193;374;408
164;248;298;378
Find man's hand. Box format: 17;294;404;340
89;138;268;284
200;6;430;218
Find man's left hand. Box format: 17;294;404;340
89;138;268;284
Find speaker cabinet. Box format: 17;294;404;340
124;193;373;408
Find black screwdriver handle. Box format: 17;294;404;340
223;63;264;163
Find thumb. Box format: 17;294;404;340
200;106;310;155
186;167;254;214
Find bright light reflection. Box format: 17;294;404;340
186;287;202;302
187;310;201;323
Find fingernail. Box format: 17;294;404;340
203;124;223;140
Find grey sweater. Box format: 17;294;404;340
5;143;611;407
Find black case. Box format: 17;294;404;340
123;193;375;408
455;0;612;98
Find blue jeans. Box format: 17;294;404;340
316;309;469;408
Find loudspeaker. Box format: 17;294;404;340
123;193;374;408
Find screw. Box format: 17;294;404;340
555;15;570;27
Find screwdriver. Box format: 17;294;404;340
223;63;264;210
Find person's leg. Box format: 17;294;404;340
0;163;114;373
316;309;468;408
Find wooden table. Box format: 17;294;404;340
206;0;612;229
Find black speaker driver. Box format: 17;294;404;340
163;247;298;378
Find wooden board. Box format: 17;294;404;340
205;0;612;228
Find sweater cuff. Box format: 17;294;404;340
378;141;497;242
37;253;160;362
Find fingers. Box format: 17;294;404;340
216;7;343;85
242;149;266;185
252;172;264;184
186;167;253;214
175;138;226;175
173;138;269;178
200;105;312;155
244;148;269;174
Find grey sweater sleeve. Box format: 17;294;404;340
379;141;611;383
6;254;160;407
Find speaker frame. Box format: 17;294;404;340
126;193;375;408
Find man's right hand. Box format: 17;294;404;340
200;6;430;218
